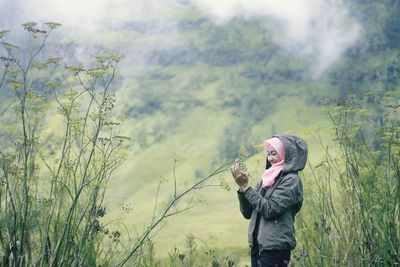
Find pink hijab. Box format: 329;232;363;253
262;137;285;188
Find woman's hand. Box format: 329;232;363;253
231;160;250;191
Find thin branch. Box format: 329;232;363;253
194;184;221;189
116;161;232;266
164;201;201;218
0;65;8;88
173;159;177;198
151;181;162;224
0;96;16;116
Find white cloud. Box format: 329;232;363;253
0;0;361;76
190;0;361;76
0;0;184;65
2;0;177;32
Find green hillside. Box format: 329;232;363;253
99;10;340;264
104;1;400;263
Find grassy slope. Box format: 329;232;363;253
104;82;334;265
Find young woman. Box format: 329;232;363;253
231;135;307;267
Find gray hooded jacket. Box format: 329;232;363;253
237;135;307;251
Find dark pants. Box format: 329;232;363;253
251;247;291;267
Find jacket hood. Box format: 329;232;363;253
273;135;308;173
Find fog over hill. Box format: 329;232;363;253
0;0;360;76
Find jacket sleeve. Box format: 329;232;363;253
237;189;253;219
243;174;303;219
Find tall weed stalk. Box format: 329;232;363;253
295;92;400;266
0;23;127;266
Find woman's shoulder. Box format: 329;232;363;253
281;171;300;179
279;172;302;184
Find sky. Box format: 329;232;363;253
0;0;361;76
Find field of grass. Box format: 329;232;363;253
103;89;334;264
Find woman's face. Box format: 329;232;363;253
266;146;282;164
